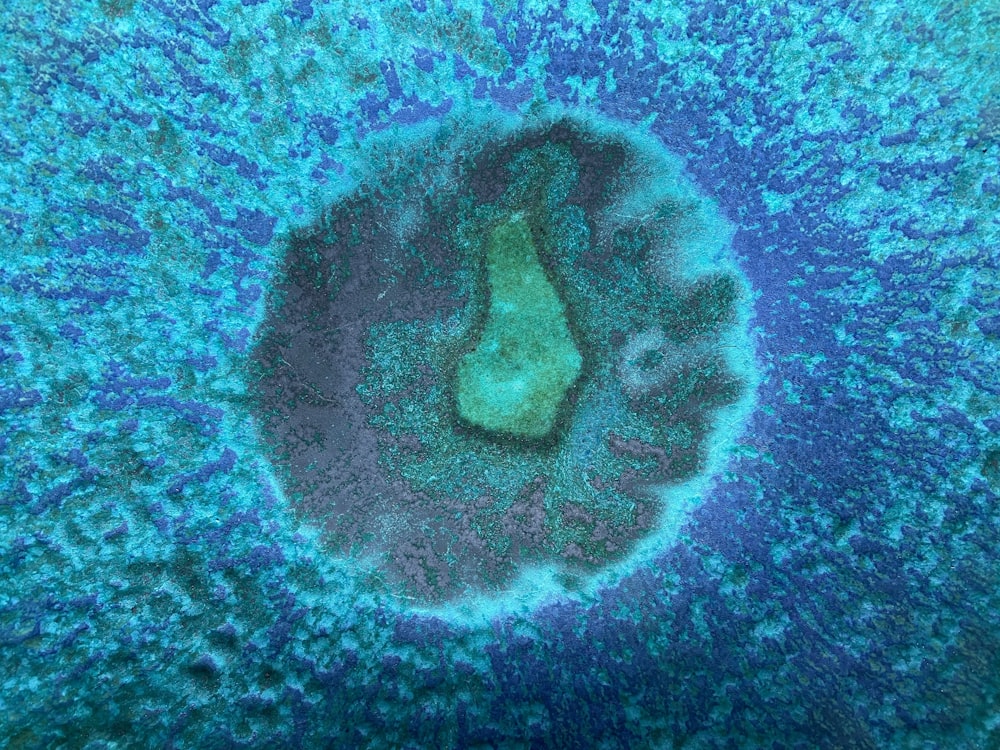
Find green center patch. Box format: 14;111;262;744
456;214;583;440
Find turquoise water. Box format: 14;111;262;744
1;0;998;747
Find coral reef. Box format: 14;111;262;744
3;0;998;745
250;116;750;602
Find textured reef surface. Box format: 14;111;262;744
251;116;750;603
1;0;999;747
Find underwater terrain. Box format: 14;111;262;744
1;0;999;747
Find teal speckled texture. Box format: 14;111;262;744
1;0;999;747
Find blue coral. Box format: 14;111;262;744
1;0;999;746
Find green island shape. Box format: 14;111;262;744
456;214;583;440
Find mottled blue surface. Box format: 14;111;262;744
2;0;999;747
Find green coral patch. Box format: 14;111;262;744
456;214;583;440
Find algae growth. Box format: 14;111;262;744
456;214;582;440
